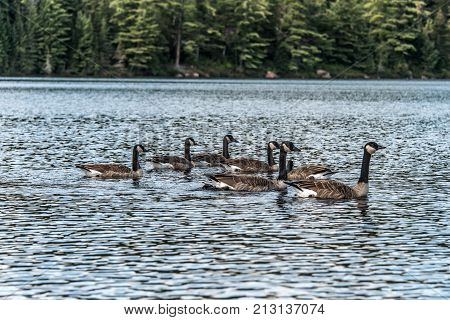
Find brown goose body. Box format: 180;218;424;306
287;164;334;180
150;138;196;171
76;144;145;179
221;141;280;173
206;141;298;192
76;164;143;179
222;158;276;173
207;173;286;191
151;155;194;171
192;153;226;166
286;142;384;199
192;134;237;167
286;179;365;199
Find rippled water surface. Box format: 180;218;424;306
0;78;449;299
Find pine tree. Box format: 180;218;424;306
14;0;39;74
71;11;96;74
0;1;13;74
189;0;222;62
325;0;370;68
433;7;449;73
364;0;426;75
110;0;161;73
227;0;271;71
275;0;325;72
36;0;71;74
419;19;439;73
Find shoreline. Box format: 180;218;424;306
0;75;449;81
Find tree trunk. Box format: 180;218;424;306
174;0;185;69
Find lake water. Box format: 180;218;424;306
0;78;449;299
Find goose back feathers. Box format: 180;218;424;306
288;164;335;180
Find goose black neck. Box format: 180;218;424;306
358;149;372;183
267;145;275;166
278;149;288;180
184;142;191;161
132;147;140;172
222;138;230;159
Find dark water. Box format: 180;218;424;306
0;78;449;299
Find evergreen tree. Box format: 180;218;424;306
190;0;223;62
36;0;71;74
228;0;271;71
420;19;439;73
111;0;161;73
433;7;449;73
15;0;39;74
0;0;447;77
325;0;370;68
71;11;96;74
364;0;426;75
275;0;325;72
0;0;13;74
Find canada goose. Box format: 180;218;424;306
286;142;385;199
192;134;237;166
206;141;300;192
221;141;280;173
150;137;196;171
76;144;146;179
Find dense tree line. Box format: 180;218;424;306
0;0;449;78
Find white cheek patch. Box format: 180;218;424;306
269;142;276;150
282;145;290;152
366;145;377;154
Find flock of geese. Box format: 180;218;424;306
76;135;385;200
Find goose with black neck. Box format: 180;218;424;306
286;142;385;199
76;144;146;179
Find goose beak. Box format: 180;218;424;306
378;145;386;149
293;146;301;151
233;139;239;143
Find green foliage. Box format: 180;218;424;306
275;0;326;72
0;0;448;77
36;0;71;74
325;0;370;68
110;0;162;73
71;11;95;74
231;0;271;70
364;0;427;75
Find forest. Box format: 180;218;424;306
0;0;449;78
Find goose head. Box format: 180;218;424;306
268;141;280;150
185;137;196;147
134;144;146;153
364;142;385;155
281;141;300;153
224;134;238;144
